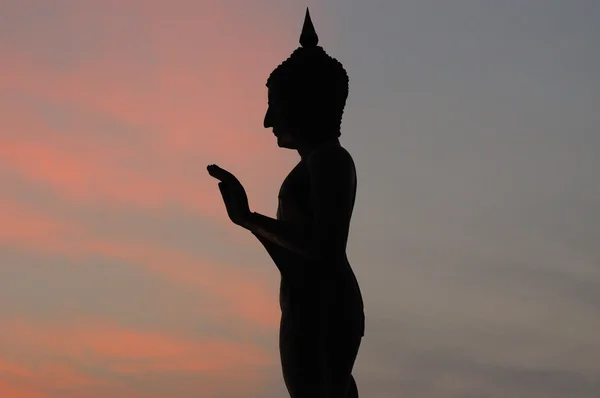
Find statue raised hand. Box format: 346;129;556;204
207;164;251;227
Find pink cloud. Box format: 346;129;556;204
0;381;53;398
0;319;271;397
0;3;298;395
0;1;291;156
0;0;297;222
2;320;271;370
0;359;35;378
1;359;103;391
0;199;279;329
0;136;225;216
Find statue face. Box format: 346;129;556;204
264;86;299;149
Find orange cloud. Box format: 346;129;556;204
0;380;52;398
0;199;74;253
0;0;298;223
0;360;102;390
0;136;224;216
0;359;35;378
0;55;290;222
0;1;292;156
0;2;315;397
40;364;102;388
0;319;272;395
0;199;279;329
0;319;271;397
2;319;271;370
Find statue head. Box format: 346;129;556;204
264;8;349;149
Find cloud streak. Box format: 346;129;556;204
0;198;278;329
0;319;272;398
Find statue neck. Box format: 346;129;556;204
297;136;340;161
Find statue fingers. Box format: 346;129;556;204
207;164;236;183
207;164;226;181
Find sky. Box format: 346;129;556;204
1;0;599;397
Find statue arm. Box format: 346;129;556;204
244;213;315;259
243;147;353;263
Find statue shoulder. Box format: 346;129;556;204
306;144;356;188
307;144;354;169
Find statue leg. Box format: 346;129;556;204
346;374;359;398
322;330;362;398
279;312;327;398
278;304;363;397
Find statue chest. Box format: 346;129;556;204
277;162;313;223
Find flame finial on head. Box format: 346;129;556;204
299;8;319;48
266;7;348;138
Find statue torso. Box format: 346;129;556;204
277;161;312;225
263;153;364;335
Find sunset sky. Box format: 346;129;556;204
1;1;599;397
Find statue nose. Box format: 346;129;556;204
264;108;273;128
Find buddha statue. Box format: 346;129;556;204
208;8;364;398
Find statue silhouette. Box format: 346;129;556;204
208;8;364;398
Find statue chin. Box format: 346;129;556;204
277;135;297;149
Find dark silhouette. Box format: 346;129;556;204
207;8;364;398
